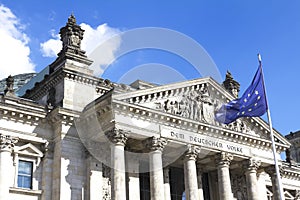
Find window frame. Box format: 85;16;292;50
17;159;34;189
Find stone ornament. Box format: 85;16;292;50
4;75;15;96
145;136;167;151
184;145;201;161
58;14;86;58
215;152;233;167
0;134;18;151
222;71;240;98
105;128;128;146
231;173;247;200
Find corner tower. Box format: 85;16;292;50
23;14;113;111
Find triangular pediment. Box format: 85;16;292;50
16;143;43;157
113;77;290;148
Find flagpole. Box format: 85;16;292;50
258;54;285;200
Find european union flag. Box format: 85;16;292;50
215;64;268;124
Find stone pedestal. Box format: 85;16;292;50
215;152;233;200
243;158;261;200
146;137;167;200
106;129;128;200
0;134;18;200
184;145;200;200
164;167;171;200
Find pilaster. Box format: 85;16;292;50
0;134;18;200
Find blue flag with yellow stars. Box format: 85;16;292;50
215;64;268;124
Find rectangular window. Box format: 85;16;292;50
17;160;33;189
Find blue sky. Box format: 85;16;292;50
0;0;300;135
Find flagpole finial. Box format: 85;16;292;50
257;53;262;62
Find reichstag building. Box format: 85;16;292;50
0;14;300;200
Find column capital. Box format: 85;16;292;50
0;134;18;152
184;145;200;161
145;136;167;152
242;158;261;172
264;165;284;177
105;128;128;146
215;152;233;167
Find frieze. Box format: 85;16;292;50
161;127;251;156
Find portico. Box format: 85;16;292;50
79;77;291;200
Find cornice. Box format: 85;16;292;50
282;162;300;180
0;95;47;125
23;67;113;101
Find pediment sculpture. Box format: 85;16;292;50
140;83;260;137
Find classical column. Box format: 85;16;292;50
257;171;268;200
242;158;261;200
215;152;233;200
145;136;167;200
86;156;103;200
106;128;128;200
126;156;140;200
184;145;200;200
196;163;204;200
164;167;171;200
265;166;283;200
0;134;18;200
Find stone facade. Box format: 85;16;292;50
0;14;300;200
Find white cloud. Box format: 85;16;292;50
40;29;61;57
0;4;35;79
40;23;121;76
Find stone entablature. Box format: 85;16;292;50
282;162;300;180
0;95;47;125
111;99;289;153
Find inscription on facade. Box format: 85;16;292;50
161;127;250;156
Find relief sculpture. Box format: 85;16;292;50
151;83;256;136
162;84;220;124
